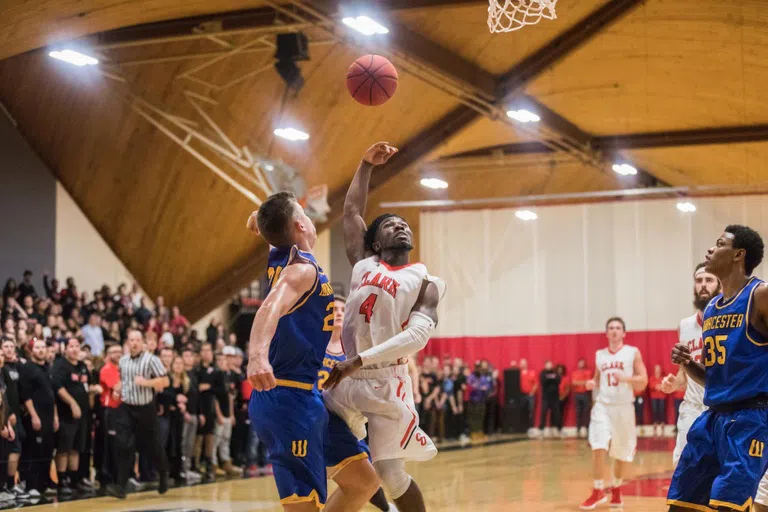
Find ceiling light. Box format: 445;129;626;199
342;16;389;36
264;164;274;171
274;128;309;141
612;163;638;176
515;210;538;221
676;201;696;213
48;49;99;67
506;109;540;123
420;178;448;190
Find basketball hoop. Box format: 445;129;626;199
303;184;331;223
488;0;557;33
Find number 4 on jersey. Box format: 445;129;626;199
359;294;378;323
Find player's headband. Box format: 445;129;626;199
694;266;708;276
723;232;735;240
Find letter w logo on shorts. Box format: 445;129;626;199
749;439;764;458
292;440;308;457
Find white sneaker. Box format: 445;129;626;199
9;485;30;499
26;489;40;499
0;491;14;502
388;502;399;512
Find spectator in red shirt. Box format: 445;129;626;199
98;343;123;486
169;307;190;336
571;358;592;438
649;364;666;438
519;359;538;433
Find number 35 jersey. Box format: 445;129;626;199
342;257;446;369
702;276;768;407
595;345;639;405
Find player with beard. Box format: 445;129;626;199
661;263;720;465
324;142;446;512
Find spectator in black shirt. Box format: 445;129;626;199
206;319;220;344
196;343;223;481
181;348;201;481
0;338;26;499
17;271;36;301
50;337;90;495
213;348;238;477
160;356;189;481
43;273;60;302
19;339;57;496
2;280;17;304
134;299;152;327
538;360;561;437
227;348;248;469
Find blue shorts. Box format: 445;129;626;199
249;386;328;509
325;410;370;478
667;407;768;511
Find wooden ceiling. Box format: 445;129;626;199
1;0;768;320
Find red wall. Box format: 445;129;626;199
422;330;682;426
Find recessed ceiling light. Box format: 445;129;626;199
612;163;637;176
274;128;309;141
48;49;99;67
420;178;448;190
515;210;538;221
506;109;540;123
264;164;274;171
676;201;696;213
342;16;389;36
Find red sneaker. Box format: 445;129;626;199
580;489;608;510
610;487;623;508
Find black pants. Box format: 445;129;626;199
484;398;497;435
574;392;591;430
652;398;666;424
522;395;536;429
76;411;95;482
98;408;119;484
557;398;568;430
167;412;184;479
20;416;55;492
113;404;168;490
231;410;249;467
539;396;560;429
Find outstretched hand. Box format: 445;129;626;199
323;356;364;390
363;142;398;166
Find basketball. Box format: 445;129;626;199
346;54;398;107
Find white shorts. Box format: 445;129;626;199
756;473;768;506
588;401;636;463
323;364;437;463
673;402;706;466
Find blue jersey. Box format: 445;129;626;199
316;351;345;391
266;246;334;386
702;276;768;407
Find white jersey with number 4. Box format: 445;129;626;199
341;257;446;368
678;312;705;409
595;345;639;405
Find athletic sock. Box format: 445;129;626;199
368;487;390;512
6;474;14;490
593;479;604;490
57;471;68;488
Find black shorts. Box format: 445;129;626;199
57;417;88;453
197;412;216;435
1;423;22;455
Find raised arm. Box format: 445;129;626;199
324;280;439;389
247;262;317;391
344;142;399;266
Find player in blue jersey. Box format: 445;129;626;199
246;192;379;512
316;296;398;512
667;225;768;512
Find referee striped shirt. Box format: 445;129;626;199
118;351;167;406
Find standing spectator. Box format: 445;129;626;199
169;307;189;335
81;313;105;357
107;329;169;499
649;364;666;438
441;365;458;441
43;273;61;302
485;365;499;435
467;362;491;441
19;339;57;497
556;364;570;437
430;367;447;443
155;297;169;324
157;347;176;465
97;343;122;487
1;339;27;499
519;359;538;434
206;319;219;344
571;358;592;438
538;361;561;437
213;349;238;477
195;343;224;482
51;338;90;495
3;280;18;303
180;348;201;482
17;271;36;301
420;359;438;434
227;348;248;470
227;333;237;348
134;299;152;327
130;283;143;309
160;356;189;482
634;386;646;433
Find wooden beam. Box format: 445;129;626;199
497;0;645;99
594;125;768;150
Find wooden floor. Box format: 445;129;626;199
23;438;675;511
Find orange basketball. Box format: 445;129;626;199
346;54;398;106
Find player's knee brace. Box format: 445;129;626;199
373;459;411;500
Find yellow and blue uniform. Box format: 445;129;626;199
248;246;335;509
316;351;371;477
668;277;768;511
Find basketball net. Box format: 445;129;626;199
301;184;331;223
488;0;557;33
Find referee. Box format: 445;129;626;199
106;329;170;499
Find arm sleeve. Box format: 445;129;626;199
358;311;435;367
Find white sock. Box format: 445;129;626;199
613;478;623;488
594;480;604;490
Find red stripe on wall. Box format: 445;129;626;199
422;330;682;426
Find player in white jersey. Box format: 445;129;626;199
323;142;446;512
580;317;648;511
660;263;720;465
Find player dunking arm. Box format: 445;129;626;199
579;317;648;511
660;263;720;466
323;142;446;512
245;193;379;512
668;226;768;512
